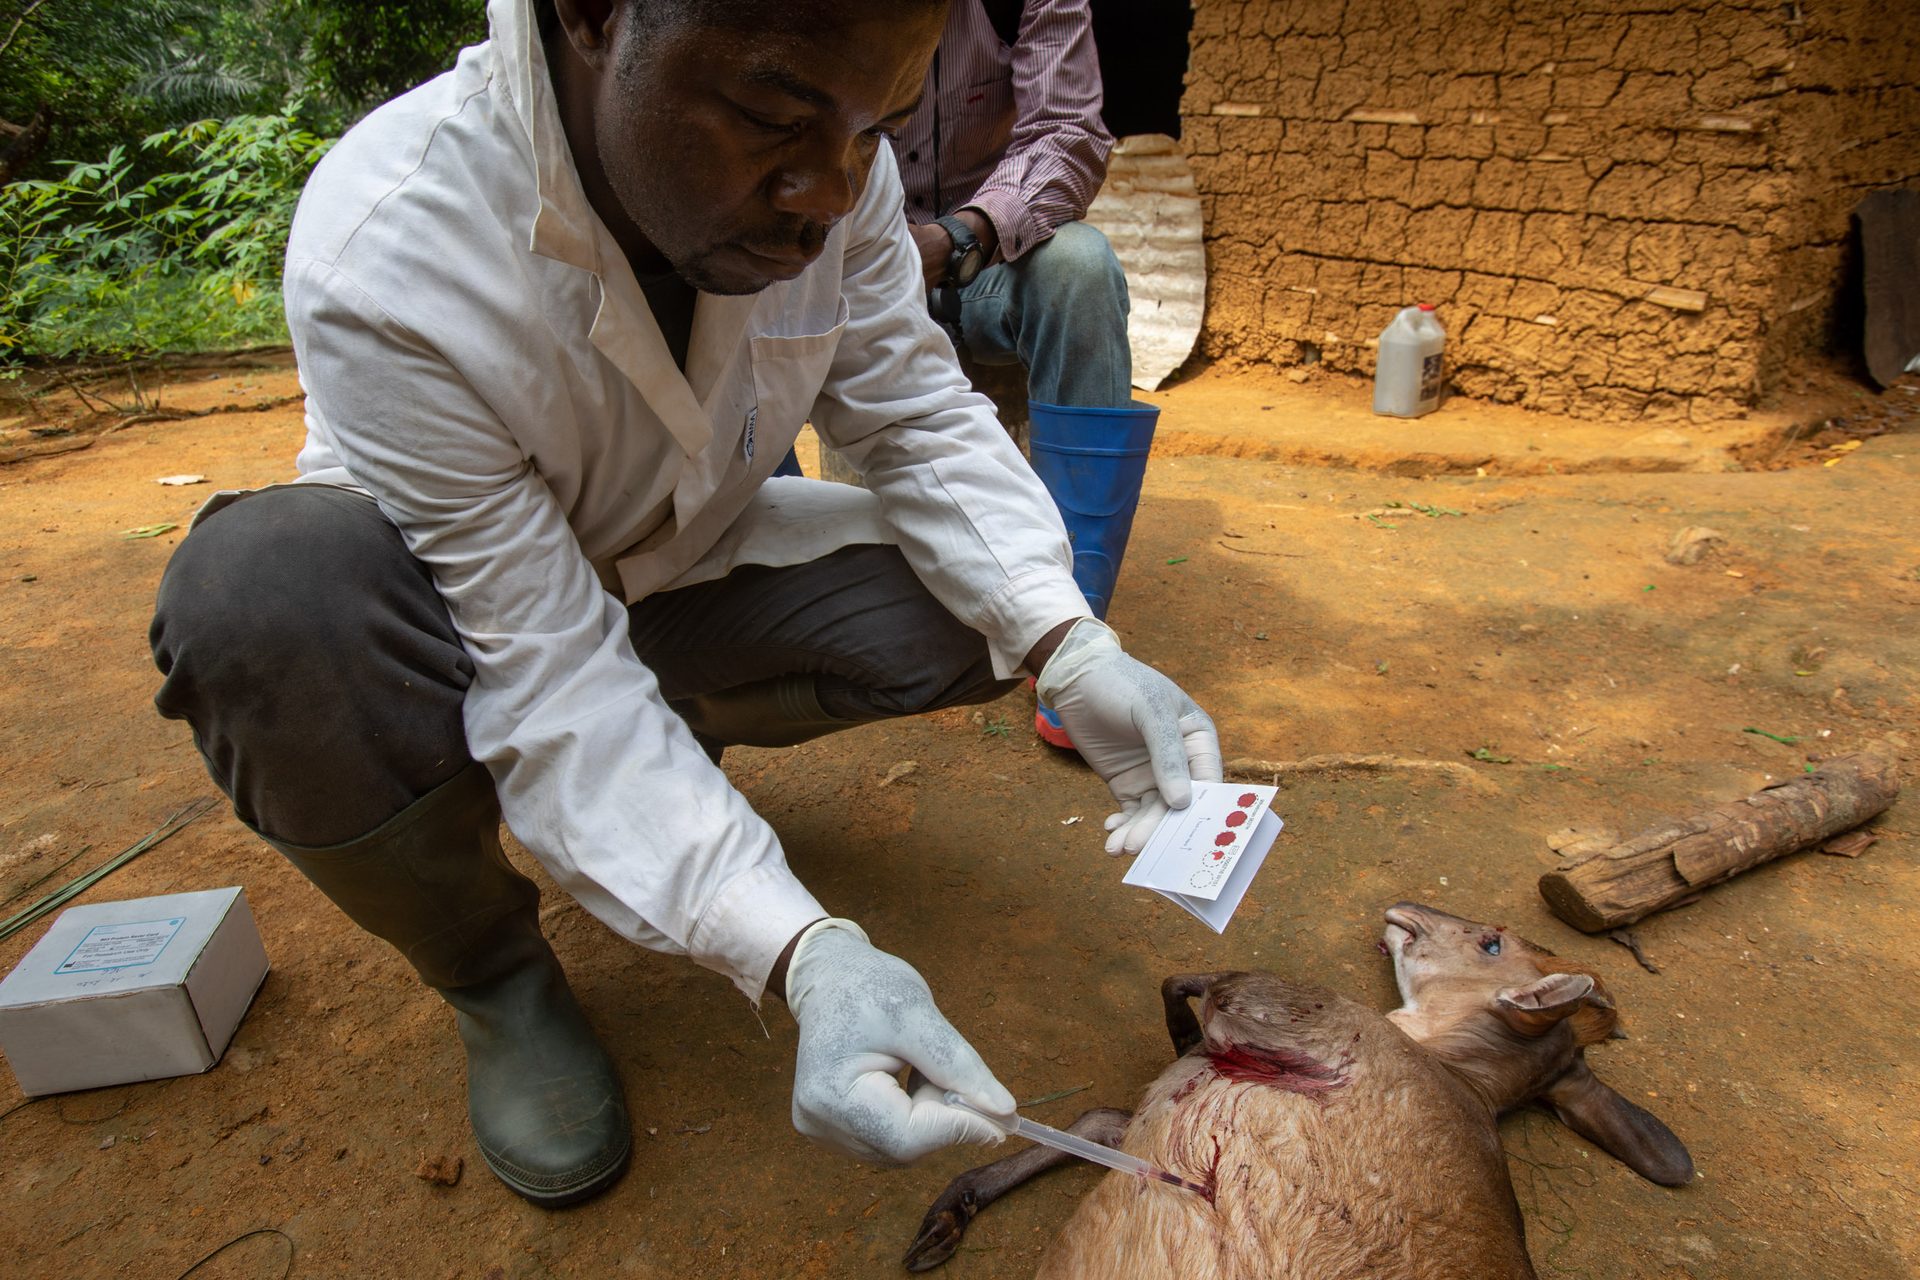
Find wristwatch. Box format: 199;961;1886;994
935;214;987;288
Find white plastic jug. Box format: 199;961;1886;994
1372;305;1446;417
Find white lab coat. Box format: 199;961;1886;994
276;0;1090;999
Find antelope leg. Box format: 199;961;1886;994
902;1108;1132;1272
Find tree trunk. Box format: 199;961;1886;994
0;104;51;186
1537;741;1902;933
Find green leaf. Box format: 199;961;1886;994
1020;1083;1094;1108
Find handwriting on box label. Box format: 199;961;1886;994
55;918;187;975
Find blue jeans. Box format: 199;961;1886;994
958;220;1132;409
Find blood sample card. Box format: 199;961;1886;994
1121;782;1283;933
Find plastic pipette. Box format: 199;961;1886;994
944;1091;1210;1197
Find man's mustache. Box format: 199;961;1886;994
738;218;830;260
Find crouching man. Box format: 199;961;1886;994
149;0;1219;1207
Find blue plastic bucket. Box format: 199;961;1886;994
1026;400;1159;620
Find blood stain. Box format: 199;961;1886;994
1207;1043;1351;1100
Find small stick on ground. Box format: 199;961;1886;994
1226;754;1502;795
1538;740;1902;933
1605;928;1660;974
1215;540;1308;558
2;395;306;466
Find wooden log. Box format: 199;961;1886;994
1537;741;1902;933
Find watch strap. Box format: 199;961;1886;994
935;213;985;286
934;214;980;257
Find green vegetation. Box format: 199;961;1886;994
293;0;488;119
1;114;332;359
0;0;487;366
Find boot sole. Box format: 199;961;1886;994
480;1128;633;1208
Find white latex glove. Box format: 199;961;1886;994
1035;618;1224;854
784;918;1015;1163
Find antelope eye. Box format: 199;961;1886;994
1479;935;1502;955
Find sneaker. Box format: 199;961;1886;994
1030;678;1075;751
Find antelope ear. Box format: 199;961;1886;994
1493;971;1595;1036
1539;1058;1695;1186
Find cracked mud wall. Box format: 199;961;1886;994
1180;0;1920;421
1762;2;1920;391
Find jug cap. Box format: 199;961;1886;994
1418;303;1436;312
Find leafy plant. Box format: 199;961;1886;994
130;45;270;120
288;0;486;115
0;2;490;375
0;111;331;366
0;0;297;183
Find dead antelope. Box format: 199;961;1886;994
905;902;1692;1279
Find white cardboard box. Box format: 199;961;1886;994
0;886;268;1096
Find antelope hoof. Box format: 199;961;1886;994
902;1185;979;1272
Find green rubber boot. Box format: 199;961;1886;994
670;673;863;749
265;762;631;1206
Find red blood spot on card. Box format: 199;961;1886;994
1225;810;1248;828
1214;831;1236;847
1238;793;1258;808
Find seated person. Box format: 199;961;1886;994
890;0;1158;750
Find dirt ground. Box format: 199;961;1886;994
0;360;1915;1280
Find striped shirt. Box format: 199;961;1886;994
889;0;1113;263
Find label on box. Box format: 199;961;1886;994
55;918;187;975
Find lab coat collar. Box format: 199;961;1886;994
488;0;755;459
489;0;599;272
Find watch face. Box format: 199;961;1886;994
953;248;984;287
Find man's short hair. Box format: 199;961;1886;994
532;0;938;42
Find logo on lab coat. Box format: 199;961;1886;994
743;406;757;462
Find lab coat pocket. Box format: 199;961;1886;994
747;297;850;464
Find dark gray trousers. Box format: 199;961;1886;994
150;485;1016;847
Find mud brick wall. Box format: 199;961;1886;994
1179;1;1920;421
